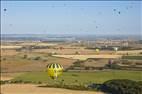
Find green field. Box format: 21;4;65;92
13;70;142;85
122;56;142;60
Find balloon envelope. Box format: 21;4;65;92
47;63;63;79
114;47;118;51
4;8;7;11
96;49;100;52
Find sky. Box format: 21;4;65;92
1;1;142;35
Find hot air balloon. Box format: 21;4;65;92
96;48;100;54
118;11;121;14
96;48;100;53
113;9;116;11
114;47;118;52
47;63;63;79
4;8;7;12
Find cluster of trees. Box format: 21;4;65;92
105;62;120;69
22;54;49;62
23;54;41;60
100;79;142;94
67;60;104;71
88;79;142;94
104;59;142;71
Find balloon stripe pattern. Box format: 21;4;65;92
47;63;63;79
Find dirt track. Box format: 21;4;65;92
1;84;104;94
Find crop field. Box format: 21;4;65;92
33;48;97;55
1;49;19;56
117;50;142;55
12;70;142;85
19;42;58;46
34;48;142;55
122;55;142;60
53;55;122;60
1;45;22;49
1;51;76;72
1;84;103;94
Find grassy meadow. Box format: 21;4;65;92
12;70;142;85
122;55;142;60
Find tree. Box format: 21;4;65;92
100;79;142;94
23;55;28;59
34;56;41;60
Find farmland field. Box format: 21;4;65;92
122;55;142;60
53;55;122;60
1;49;19;56
19;42;58;46
1;84;103;94
117;50;142;55
12;70;142;85
1;45;22;49
1;54;75;72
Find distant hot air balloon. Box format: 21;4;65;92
118;11;121;14
114;47;118;52
47;63;63;79
4;8;7;12
105;45;108;48
96;48;100;53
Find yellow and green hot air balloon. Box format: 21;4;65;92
47;63;63;79
96;49;99;52
96;49;100;54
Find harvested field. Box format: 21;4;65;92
19;42;58;46
1;73;24;81
1;84;104;94
1;49;19;56
1;55;75;72
1;46;22;49
33;48;96;55
53;55;122;60
1;77;13;81
84;59;109;67
117;50;142;55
